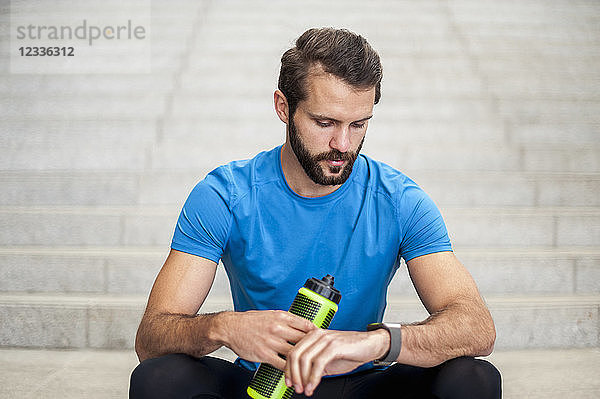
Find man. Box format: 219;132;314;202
130;28;501;398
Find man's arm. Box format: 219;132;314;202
135;249;316;366
135;249;219;361
397;251;496;367
284;251;495;396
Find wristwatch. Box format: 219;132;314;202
366;322;402;366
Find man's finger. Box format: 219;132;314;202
285;333;314;393
305;345;334;396
287;347;303;393
297;335;330;387
281;327;310;345
271;339;294;357
286;329;324;392
268;352;286;371
284;312;317;332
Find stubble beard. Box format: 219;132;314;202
288;116;364;186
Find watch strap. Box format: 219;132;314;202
367;322;402;365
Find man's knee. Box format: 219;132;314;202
129;354;252;398
129;353;204;398
130;357;159;398
130;355;172;398
431;356;501;399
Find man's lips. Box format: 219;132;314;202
326;159;345;167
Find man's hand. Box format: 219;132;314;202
219;310;317;370
284;329;390;396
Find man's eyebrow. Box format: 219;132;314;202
308;112;373;124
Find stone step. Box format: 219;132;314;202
443;207;600;248
370;142;600;174
204;6;447;24
159;118;509;145
190;13;590;46
159;117;598;148
4;134;598;173
0;75;174;96
483;72;600;100
385;295;600;350
420;172;600;207
464;39;600;59
66;93;579;134
2;70;597;103
180;70;600;104
0;206;598;247
516;144;600;173
0;98;492;124
456;20;600;43
150;139;600;173
0;293;597;350
507;123;599;146
2;115;597;172
477;56;600;78
187;33;600;62
1;170;599;207
0;55;184;74
0;120;156;171
0;171;143;206
190;32;465;56
205;4;597;32
186;53;474;74
1;94;165;120
496;99;600;125
176;73;487;99
0;246;598;296
191;23;453;44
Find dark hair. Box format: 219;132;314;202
278;27;383;117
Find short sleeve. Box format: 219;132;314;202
171;168;233;263
397;184;453;263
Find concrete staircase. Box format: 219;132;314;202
1;0;599;352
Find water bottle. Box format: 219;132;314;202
247;274;342;399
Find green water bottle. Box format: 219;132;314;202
247;274;342;399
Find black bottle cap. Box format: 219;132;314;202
303;274;341;304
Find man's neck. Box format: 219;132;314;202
280;143;342;198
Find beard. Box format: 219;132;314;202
288;116;364;186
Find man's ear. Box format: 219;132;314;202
274;90;289;124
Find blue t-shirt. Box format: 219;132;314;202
171;145;452;371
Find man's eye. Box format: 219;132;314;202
352;123;366;129
316;121;332;127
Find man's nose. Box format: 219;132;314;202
329;126;351;153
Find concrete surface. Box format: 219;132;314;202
0;347;598;398
1;292;599;350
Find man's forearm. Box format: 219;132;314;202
135;311;229;362
396;296;496;367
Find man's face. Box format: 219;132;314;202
287;72;375;186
